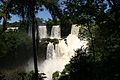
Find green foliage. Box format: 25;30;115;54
7;21;20;27
1;0;120;80
59;49;93;80
0;70;37;80
59;48;120;80
36;17;45;25
52;71;60;80
58;0;120;80
0;31;33;68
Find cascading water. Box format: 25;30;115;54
46;42;55;59
71;24;80;36
39;26;47;39
28;26;32;37
27;24;88;80
50;25;61;39
38;39;70;80
38;24;88;80
54;44;60;57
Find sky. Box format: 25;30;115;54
8;9;52;23
0;0;65;24
0;9;52;24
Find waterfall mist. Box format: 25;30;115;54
26;24;88;80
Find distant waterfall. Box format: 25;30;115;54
71;24;80;36
39;26;47;39
46;43;55;59
28;26;32;37
51;25;61;39
27;24;88;80
38;24;85;80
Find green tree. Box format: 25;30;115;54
0;31;33;69
1;0;63;80
0;0;12;31
59;49;95;80
58;0;120;80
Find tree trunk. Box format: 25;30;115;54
3;18;7;32
31;5;38;80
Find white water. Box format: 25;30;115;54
46;42;55;59
39;26;47;39
26;24;88;80
71;24;80;36
50;25;61;39
38;34;88;80
38;24;87;80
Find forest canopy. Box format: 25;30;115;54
0;0;120;80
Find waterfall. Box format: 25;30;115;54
46;43;55;59
28;26;32;37
54;44;60;57
39;26;47;39
71;24;80;36
51;25;61;39
39;26;80;80
27;24;88;80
